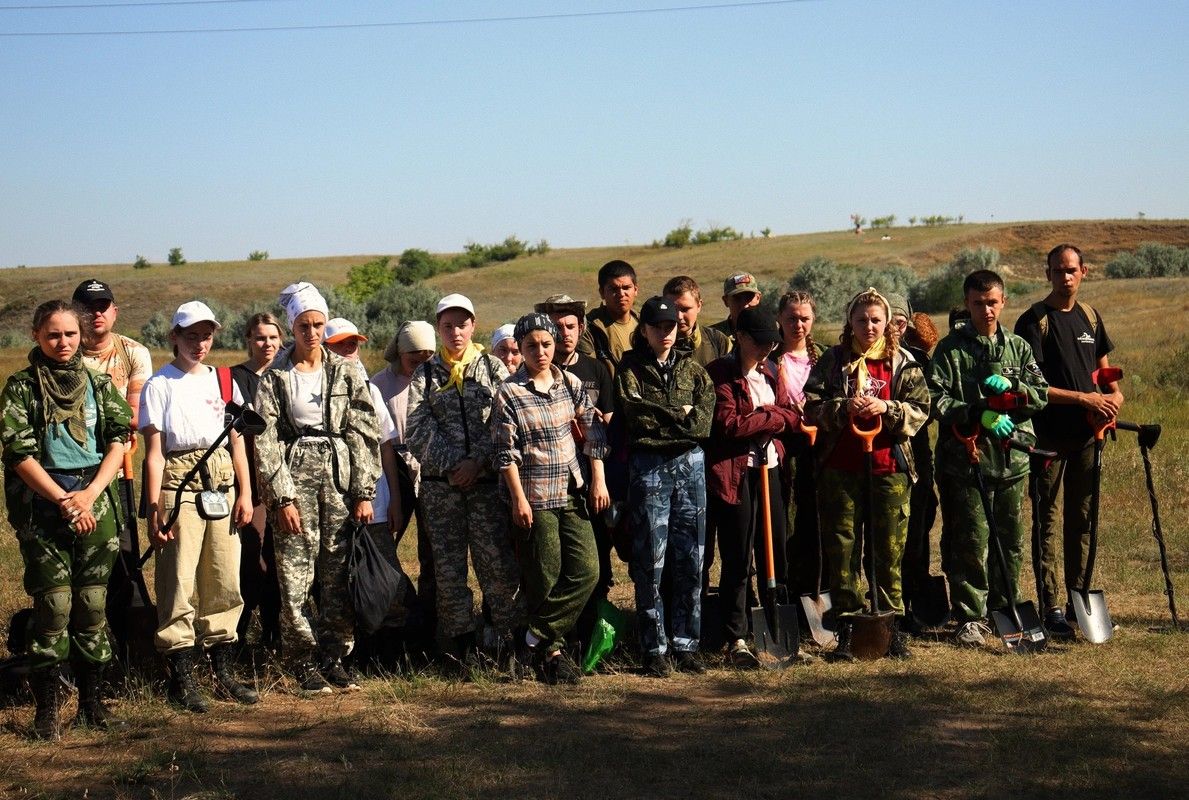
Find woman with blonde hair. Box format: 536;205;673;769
803;288;930;661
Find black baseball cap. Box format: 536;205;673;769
72;279;115;305
735;306;782;346
639;296;678;326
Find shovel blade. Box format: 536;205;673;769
1070;589;1113;644
800;592;837;647
990;602;1048;653
850;611;894;661
750;605;790;659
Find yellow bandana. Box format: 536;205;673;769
437;342;484;395
845;336;889;397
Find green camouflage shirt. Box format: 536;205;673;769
614;346;714;454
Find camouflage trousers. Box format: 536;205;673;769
938;472;1026;622
154;448;243;654
628;448;705;656
271;439;355;661
419;479;522;640
18;471;119;669
817;468;910;617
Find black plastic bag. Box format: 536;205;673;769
347;522;407;636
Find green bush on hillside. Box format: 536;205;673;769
167;247;186;266
910;246;999;313
341;257;395;303
248;250;269;262
133;255;151;270
786;257;918;321
1105;243;1189;278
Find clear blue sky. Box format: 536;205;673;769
2;0;1186;266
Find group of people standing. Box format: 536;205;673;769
1;243;1122;740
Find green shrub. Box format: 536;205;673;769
787;257;919;321
248;250;269;262
528;239;551;256
340;257;394;303
167;247;186;266
663;222;693;249
133;255;151;270
910;246;1000;313
1105;242;1189;278
396;248;445;285
870;215;896;229
691;226;743;245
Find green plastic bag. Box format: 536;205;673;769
582;598;628;674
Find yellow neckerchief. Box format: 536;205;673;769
437;342;483;394
844;336;890;397
687;323;703;352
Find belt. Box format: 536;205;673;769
421;475;497;485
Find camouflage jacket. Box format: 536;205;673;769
928;323;1049;483
253;346;381;509
405;351;509;479
613;345;714;454
1;364;132;532
803;344;930;482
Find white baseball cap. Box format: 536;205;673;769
436;293;475;318
324;317;368;344
172;301;221;330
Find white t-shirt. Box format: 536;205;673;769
744;367;779;468
139;364;245;453
285;367;324;428
369;382;398;524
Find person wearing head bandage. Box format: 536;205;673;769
490;324;521;373
803;288;931;661
252;282;382;693
405;294;523;671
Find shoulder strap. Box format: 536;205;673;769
216;366;233;405
1030;301;1051;342
1077;301;1100;336
112;334;134;382
485;353;497;384
420;359;435;390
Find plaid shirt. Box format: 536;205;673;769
493;365;609;510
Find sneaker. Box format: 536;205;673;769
674;651;706;674
295;662;332;694
1045;608;1076;641
728;639;761;670
642;653;672;678
954;621;992;647
320;658;360;689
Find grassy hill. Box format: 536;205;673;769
1;219;1186;342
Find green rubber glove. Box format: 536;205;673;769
983;374;1012;395
980;409;1015;439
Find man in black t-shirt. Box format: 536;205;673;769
1013;244;1123;640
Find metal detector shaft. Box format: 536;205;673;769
1137;441;1178;626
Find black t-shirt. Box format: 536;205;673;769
230;363;264;497
558;352;615;416
1013;302;1113;443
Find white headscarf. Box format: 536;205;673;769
278;282;329;327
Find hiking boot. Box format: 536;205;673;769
30;665;63;741
74;661;127;730
889;618;912;660
210;644;259;705
954;621;992;647
295;661;332;694
899;612;924;637
550;650;583;685
728;638;761;670
320;657;360;690
642;653;672;678
1045;608;1076;641
166;649;210;713
674;651;706;675
829;623;855;663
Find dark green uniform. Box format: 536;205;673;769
1;362;131;668
927;323;1048;621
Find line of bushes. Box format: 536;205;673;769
1104;243;1189;278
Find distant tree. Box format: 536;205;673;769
248;250;269;261
663;220;694;248
396;248;445;285
908;216;917;226
167;247;186;266
850;214;865;234
761;227;771;238
527;239;551;256
1138;211;1147;219
870;215;897;229
133;255;151;269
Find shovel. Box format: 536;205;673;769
1115;420;1180;629
140;408;268;568
795;421;836;647
954;425;1047;653
749;446;800;660
849;416;893;661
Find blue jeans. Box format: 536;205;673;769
628;448;706;655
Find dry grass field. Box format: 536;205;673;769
0;225;1186;799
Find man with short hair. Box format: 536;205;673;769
577;259;639;377
71;279;154;664
664;276;732;367
710;272;762;342
1014;244;1122;640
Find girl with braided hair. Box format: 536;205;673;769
802;288;930;661
776;291;828;599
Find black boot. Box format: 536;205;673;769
30;666;63;741
74;661;126;730
829;622;855;663
210;644;259;704
166;649;209;713
448;632;480;677
889;617;912;660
